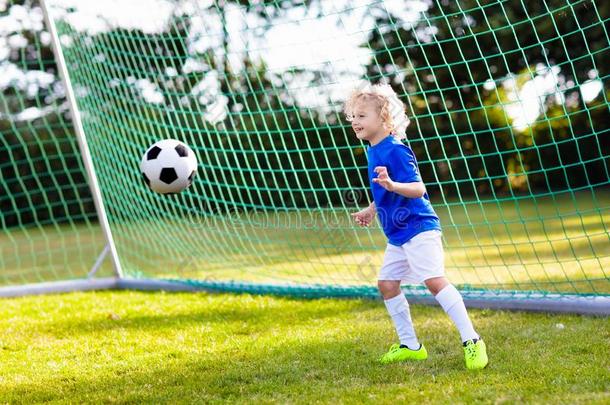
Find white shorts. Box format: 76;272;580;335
378;230;445;284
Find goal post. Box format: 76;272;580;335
40;0;123;279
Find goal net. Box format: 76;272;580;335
1;0;608;311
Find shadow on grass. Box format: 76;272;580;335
31;293;382;338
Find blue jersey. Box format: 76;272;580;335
367;135;441;246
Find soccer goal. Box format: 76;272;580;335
1;0;608;314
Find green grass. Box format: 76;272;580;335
0;291;608;403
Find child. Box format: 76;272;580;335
344;82;488;370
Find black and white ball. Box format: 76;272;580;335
140;139;197;194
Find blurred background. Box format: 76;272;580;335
1;0;608;295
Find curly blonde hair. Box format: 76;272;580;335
343;82;410;140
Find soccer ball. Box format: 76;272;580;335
140;139;197;194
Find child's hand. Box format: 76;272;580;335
351;205;376;227
373;166;395;191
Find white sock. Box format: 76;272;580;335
435;284;479;343
384;293;420;350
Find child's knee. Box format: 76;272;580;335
377;280;401;299
424;276;449;296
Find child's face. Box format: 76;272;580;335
350;101;386;142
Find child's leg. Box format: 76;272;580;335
378;280;420;349
402;231;487;368
425;276;479;343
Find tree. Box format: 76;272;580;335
363;0;609;196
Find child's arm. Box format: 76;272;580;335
373;166;426;198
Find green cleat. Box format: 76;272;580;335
463;339;488;370
379;343;428;364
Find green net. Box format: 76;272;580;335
0;0;113;284
1;0;609;300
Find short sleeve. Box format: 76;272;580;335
388;145;421;183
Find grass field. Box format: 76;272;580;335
0;290;608;403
